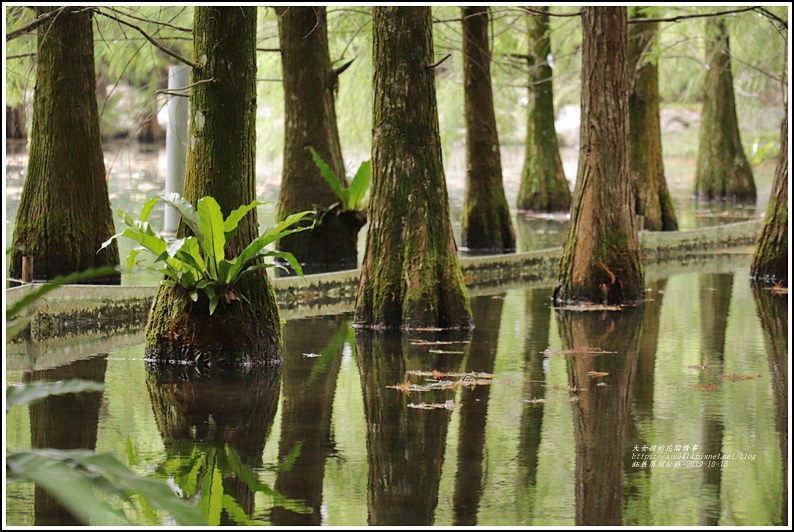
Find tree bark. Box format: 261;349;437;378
460;7;516;253
145;7;282;365
516;7;571;213
276;6;364;273
355;7;472;330
10;7;120;284
553;7;644;306
628;9;678;231
751;113;788;286
6;104;27;140
694;17;756;201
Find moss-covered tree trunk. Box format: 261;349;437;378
355;7;472;330
516;7;571;213
276;7;364;273
6;104;27;140
751;113;788;285
460;7;515;253
146;7;282;365
10;7;119;284
628;9;678;231
553;7;644;306
694;17;756;201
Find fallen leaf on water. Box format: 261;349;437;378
552;304;624;312
596;382;608;387
543;347;616;356
544;384;588;392
690;384;718;391
387;380;414;393
717;373;755;381
428;349;465;355
408;400;456;411
588;371;610;378
569;395;581;403
410;340;471;346
524;398;547;404
302;353;321;358
406;370;495;380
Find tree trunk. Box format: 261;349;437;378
553;7;644;306
6;104;27;140
751;113;788;286
628;9;678;231
694;17;756;201
355;7;472;330
559;309;641;526
276;6;364;273
145;7;282;365
460;7;515;253
516;7;571;213
10;7;119;284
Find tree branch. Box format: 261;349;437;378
5;6;90;42
107;6;192;32
332;57;356;78
627;6;760;24
425;53;452;70
521;7;581;18
93;9;198;68
6;51;36;60
153;77;215;97
754;7;787;29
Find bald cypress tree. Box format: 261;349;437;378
355;7;472;330
10;7;119;284
516;7;571;213
554;7;644;306
627;8;678;231
460;6;515;253
145;7;282;364
695;17;756;201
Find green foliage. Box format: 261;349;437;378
101;193;315;314
6;380;105;410
308;146;371;212
6;449;206;526
747;136;780;166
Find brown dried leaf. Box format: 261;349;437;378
690;384;718;391
588;371;610;378
717;373;755;381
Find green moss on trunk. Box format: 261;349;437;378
554;8;644;306
751;113;788;285
628;10;678;231
145;7;282;365
694;17;756;202
516;7;571;213
275;7;361;272
10;7;119;284
460;7;515;253
355;7;472;330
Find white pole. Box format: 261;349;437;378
163;65;190;236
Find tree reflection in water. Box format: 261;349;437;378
145;364;290;525
355;328;470;526
557;308;641;526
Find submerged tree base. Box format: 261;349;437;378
145;276;282;367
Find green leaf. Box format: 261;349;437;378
348;160;371;210
6;449;130;526
161;193;201;238
139;196;162;223
204;285;219;315
308;146;349;206
6;380;105;410
261;249;304;277
223;200;268;242
173;237;206;273
197;197;226;278
221;494;255;525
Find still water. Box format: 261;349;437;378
5;266;788;526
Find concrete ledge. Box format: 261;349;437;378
6;219;763;344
